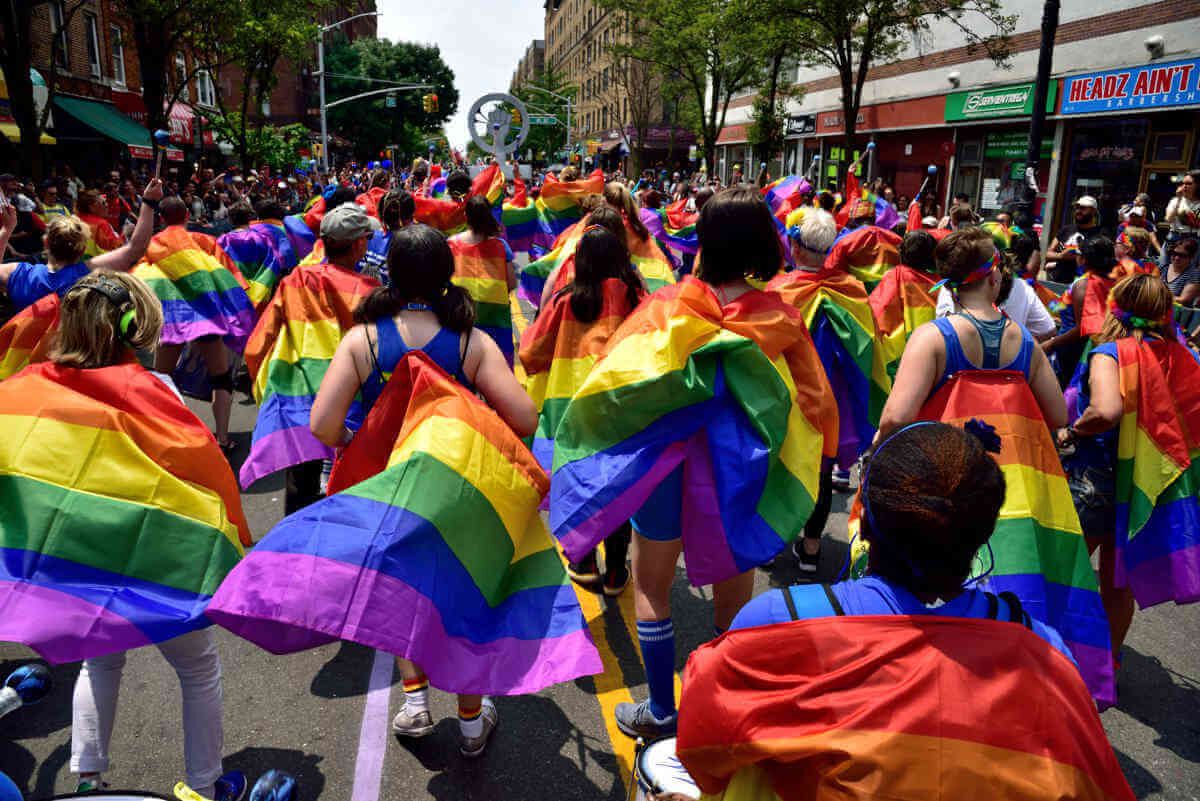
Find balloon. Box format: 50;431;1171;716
927;165;938;174
865;141;876;150
382;159;393;169
153;129;171;145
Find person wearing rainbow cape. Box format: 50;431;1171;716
549;187;838;738
1059;273;1200;678
681;422;1135;801
876;227;1115;705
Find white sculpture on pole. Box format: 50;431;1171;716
468;93;530;179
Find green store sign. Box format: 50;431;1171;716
985;131;1054;161
944;82;1057;121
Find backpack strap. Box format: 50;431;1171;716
984;592;1000;621
783;585;801;620
821;583;845;616
999;591;1034;630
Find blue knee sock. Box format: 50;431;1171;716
637;618;676;720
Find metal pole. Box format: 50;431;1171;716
318;35;328;173
565;100;572;154
1018;0;1059;222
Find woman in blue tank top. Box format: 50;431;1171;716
878;227;1066;438
309;224;536;757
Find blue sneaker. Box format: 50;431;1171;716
213;771;247;801
614;699;677;738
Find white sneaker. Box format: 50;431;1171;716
391;706;435;738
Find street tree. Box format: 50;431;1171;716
511;67;576;164
597;0;764;175
747;18;807;175
601;12;662;176
323;37;457;163
775;0;1015;172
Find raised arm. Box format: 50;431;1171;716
89;178;164;272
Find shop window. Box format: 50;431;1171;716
110;25;126;86
1061;119;1147;230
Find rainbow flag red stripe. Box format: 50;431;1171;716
133;226;256;349
549;277;838;585
209;352;602;695
826;226;902;287
239;262;379;488
768;269;889;468
678;616;1135;801
1113;337;1200;607
519;278;640;473
0;361;250;663
414;165;506;236
920;371;1114;705
1080;273;1117;338
868;265;939;382
0;293;60;381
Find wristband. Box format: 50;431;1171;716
141;196;160;210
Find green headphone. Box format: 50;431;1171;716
86;276;138;344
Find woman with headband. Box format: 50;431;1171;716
1058;273;1200;675
681;422;1134;801
875;228;1116;706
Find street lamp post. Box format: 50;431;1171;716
318;11;381;172
1017;0;1060;227
524;84;574;158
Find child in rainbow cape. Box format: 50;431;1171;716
1059;273;1200;680
449;195;518;366
238;205;379;509
868;230;941;383
768;207;889;571
549;187;838;738
876;227;1115;706
688;422;1135;801
134;196;255;451
519;223;645;593
0;271;251;798
211;225;600;759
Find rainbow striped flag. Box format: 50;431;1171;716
920;371;1114;705
639;199;698;256
0;293;59;381
218;227;286;312
825;225;902;287
283;214;317;263
501;199;543;254
868;265;940;382
761;176;812;223
209;352;602;695
549;277;838;586
982;220;1013;251
448;236;514;365
0;361;251;663
414;165;507;236
134;226;256;349
518;224;583;309
678;615;1135;801
1111;337;1200;608
519;278;641;472
502;170;605;254
768;269;890;468
239;262;379;489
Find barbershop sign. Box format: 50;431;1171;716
1061;58;1200;115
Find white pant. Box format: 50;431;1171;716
70;628;224;792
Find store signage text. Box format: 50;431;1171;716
944;82;1055;121
1061;58;1200;115
785;115;816;136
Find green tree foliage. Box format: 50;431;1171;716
206;115;309;171
511;67;576;164
597;0;763;175
323;37;458;164
773;0;1015;171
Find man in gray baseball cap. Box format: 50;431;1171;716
320;203;374;272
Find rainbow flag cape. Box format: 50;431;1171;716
762;176;812;224
501;197;543;254
414;165;506;236
218;227;286;312
0;293;59;381
639;199;698;256
677;615;1135;801
283;214;317;263
519;278;640;472
825;225;902;287
208;352;602;695
920;372;1114;705
768;269;889;468
519;224;583;308
133;226;256;349
0;361;251;663
982;220;1013;251
868;264;939;382
1111;337;1200;607
448;235;514;365
502;169;605;254
1080;273;1117;338
549;277;838;586
835;167;902;231
239;262;379;489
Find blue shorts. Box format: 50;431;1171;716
630;465;684;542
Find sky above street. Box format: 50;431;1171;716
378;2;545;151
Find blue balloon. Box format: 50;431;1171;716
382;159;393;169
6;663;51;705
153;129;171;144
0;772;21;801
927;165;938;175
865;141;876;150
251;770;297;801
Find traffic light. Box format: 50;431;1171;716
422;94;439;113
510;108;521;125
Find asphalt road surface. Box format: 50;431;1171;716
3;379;1199;801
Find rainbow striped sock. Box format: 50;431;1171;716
458;702;483;738
403;676;429;715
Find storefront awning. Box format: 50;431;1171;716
53;95;182;161
0;122;55;145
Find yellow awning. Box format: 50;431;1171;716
0;122;55;146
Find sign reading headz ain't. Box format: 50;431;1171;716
1061;58;1200;115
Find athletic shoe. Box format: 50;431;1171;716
831;468;852;493
75;777;109;793
213;770;248;801
614;699;677;739
391;706;436;738
459;699;498;758
567;552;601;586
603;562;630;596
792;538;821;573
